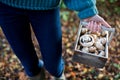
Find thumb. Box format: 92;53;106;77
101;19;111;28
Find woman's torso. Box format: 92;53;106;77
0;0;61;10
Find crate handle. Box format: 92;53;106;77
80;21;115;45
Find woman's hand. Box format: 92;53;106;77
83;15;111;32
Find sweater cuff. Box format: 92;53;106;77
78;6;98;19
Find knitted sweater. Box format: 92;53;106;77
0;0;98;19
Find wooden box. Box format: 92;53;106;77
72;22;114;68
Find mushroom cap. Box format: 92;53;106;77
81;47;89;53
89;46;96;53
95;42;105;50
98;51;105;56
101;31;107;37
79;34;94;47
81;28;88;35
91;34;98;41
100;38;107;45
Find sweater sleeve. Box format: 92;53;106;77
63;0;98;19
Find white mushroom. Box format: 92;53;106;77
81;47;89;53
95;50;99;55
101;31;107;37
91;34;98;41
79;34;94;47
96;32;101;37
98;51;105;56
89;46;96;53
91;32;101;37
100;38;107;45
81;28;88;34
95;42;105;50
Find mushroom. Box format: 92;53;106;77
81;28;88;35
89;46;96;53
98;51;105;56
81;47;89;53
96;32;101;37
91;34;98;41
100;38;107;45
95;42;105;50
95;50;99;55
79;34;94;47
91;32;101;37
101;31;107;37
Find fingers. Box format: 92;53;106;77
89;21;94;31
86;21;101;32
86;22;90;30
97;23;102;32
83;15;111;28
83;15;111;32
93;15;111;28
93;22;97;32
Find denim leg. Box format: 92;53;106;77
28;8;64;77
0;3;40;77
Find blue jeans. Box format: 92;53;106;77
0;2;64;77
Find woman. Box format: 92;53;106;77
0;0;110;80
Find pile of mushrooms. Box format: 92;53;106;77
78;28;107;57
